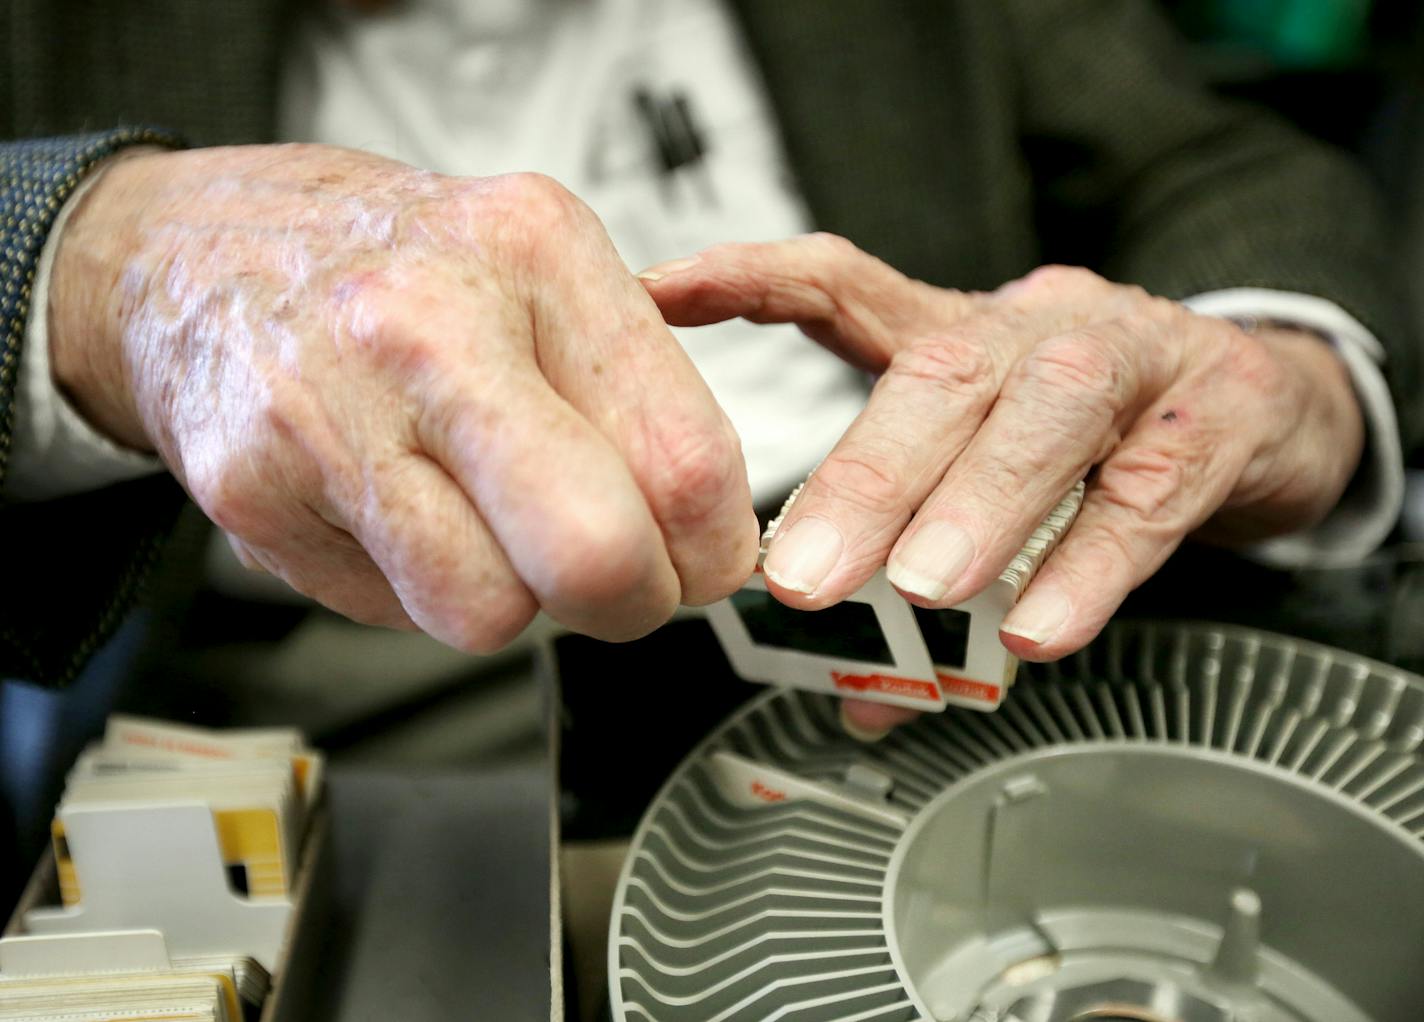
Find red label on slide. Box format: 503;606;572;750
831;671;941;703
936;673;1001;705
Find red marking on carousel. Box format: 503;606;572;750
750;781;787;803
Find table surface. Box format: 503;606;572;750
309;764;556;1022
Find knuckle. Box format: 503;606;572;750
500;171;586;225
681;515;761;606
640;421;743;524
226;535;267;573
1113;306;1176;345
292;567;409;633
543;517;657;607
812;445;911;519
253;383;309;444
1135;291;1182;324
188;458;267;537
889;333;997;402
1093;446;1193;526
190;385;342;544
415;387;468;451
364;461;540;651
1051;527;1137;595
481;172;592;256
359;314;446;380
1018;330;1127;405
1099;280;1158;315
967;459;1042;521
415;386;504;470
444;599;535;654
341;592;410;630
806;231;860;260
1018;263;1103;296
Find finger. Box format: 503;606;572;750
839;700;921;743
638;234;977;370
759;304;1081;609
998;394;1253;661
886;317;1177;608
182;413;414;630
418;362;682;642
234;514;418;631
346;452;539;653
225;533;269;574
529;232;760;606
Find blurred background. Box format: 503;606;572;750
4;0;1424;942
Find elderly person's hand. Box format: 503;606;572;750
640;235;1365;733
49;145;760;648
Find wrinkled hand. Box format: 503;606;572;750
50;145;760;648
641;235;1364;733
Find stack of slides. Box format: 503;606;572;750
1;716;324;1018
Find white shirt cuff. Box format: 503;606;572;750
1183;288;1404;569
3;164;165;502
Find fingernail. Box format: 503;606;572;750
764;517;843;594
840;703;892;743
636;256;700;282
887;521;976;601
1001;587;1071;644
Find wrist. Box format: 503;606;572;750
1256;323;1365;482
49;147;171;454
1209;324;1365;543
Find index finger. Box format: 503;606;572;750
638;234;977;371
